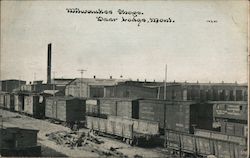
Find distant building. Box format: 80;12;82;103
65;77;126;98
42;90;64;96
20;79;72;94
104;81;159;99
51;78;74;91
0;80;26;92
158;82;248;101
20;81;54;93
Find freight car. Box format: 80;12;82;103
194;129;247;146
23;94;46;118
91;98;140;119
165;129;247;158
14;93;25;112
0;92;5;108
215;121;247;138
86;99;100;117
210;101;247;123
86;115;160;145
5;93;14;111
45;97;86;126
138;99;213;134
0;92;15;111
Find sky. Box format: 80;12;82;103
0;1;248;83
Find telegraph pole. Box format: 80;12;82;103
163;64;167;148
34;73;36;81
18;76;21;91
53;71;56;97
247;60;250;158
77;69;87;98
164;64;167;100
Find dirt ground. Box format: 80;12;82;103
0;109;172;157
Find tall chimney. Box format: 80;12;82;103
47;43;52;84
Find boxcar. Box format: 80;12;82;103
14;94;25;112
210;101;247;122
0;93;13;110
115;99;139;119
23;94;45;118
5;93;14;111
45;97;86;123
98;98;140;119
138;99;213;134
86;99;100;116
99;98;117;117
0;92;5;108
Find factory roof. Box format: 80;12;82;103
66;78;127;86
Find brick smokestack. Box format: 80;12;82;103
47;43;52;84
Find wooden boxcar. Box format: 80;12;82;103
45;97;86;123
23;94;45;118
99;98;117;117
5;93;14;111
0;92;5;108
86;99;100;116
115;99;139;119
210;101;247;123
0;92;13;110
98;98;139;119
14;93;25;112
138;99;213;134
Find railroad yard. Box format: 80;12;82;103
0;109;170;157
0;44;248;158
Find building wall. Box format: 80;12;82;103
159;83;248;101
65;78;123;98
1;80;26;92
21;84;54;93
104;85;158;99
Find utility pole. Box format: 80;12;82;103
163;64;167;148
34;73;36;81
164;64;167;100
0;115;2;151
18;76;21;91
248;43;250;158
77;69;87;98
53;71;56;97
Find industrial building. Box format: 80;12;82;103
0;80;26;92
157;82;247;101
20;81;55;93
65;77;126;98
104;82;158;99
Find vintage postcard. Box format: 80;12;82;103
0;1;249;157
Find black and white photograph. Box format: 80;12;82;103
0;0;249;157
